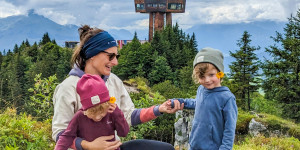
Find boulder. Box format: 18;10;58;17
174;110;194;150
248;118;267;136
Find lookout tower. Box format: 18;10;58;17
134;0;186;41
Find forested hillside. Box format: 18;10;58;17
0;9;299;149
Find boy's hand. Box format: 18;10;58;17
108;103;117;113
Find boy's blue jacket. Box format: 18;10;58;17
172;85;238;150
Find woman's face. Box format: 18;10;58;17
86;46;118;76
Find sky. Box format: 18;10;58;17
0;0;299;33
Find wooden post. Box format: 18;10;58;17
149;13;154;41
154;12;164;32
166;12;172;26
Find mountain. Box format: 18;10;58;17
0;10;78;50
108;29;136;41
0;10;287;72
0;10;134;51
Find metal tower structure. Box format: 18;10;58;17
134;0;186;41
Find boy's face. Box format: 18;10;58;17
86;107;109;122
199;66;221;89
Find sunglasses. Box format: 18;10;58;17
102;51;120;61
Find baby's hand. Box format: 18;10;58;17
108;103;117;113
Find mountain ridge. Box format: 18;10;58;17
0;11;78;50
0;11;287;72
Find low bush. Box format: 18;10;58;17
152;80;193;99
25;74;58;121
0;107;55;149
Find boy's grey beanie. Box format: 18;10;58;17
193;47;224;72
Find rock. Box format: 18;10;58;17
248;118;267;136
174;110;194;150
123;82;139;93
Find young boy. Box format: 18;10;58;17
171;47;238;150
55;74;129;150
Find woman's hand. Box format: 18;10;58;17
81;135;122;150
159;99;184;114
108;103;117;113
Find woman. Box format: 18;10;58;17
52;25;183;150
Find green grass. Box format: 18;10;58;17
255;113;300;139
234;109;300;149
234;135;300;150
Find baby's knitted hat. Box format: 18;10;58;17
77;74;110;111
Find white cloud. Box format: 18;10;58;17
134;19;149;28
36;8;77;25
174;0;299;29
0;1;24;17
97;18;148;32
0;0;299;32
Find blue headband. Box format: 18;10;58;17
81;31;117;59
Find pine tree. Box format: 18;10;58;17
19;40;30;53
151;31;170;57
56;47;73;81
13;44;19;53
0;52;2;68
40;32;51;45
113;32;142;79
113;24;198;87
148;55;173;85
25;39;30;47
261;10;300;122
0;50;13;105
14;53;28;110
136;42;153;77
27;42;38;62
0;51;2;105
178;65;198;95
229;31;261;110
189;33;198;56
52;39;57;45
